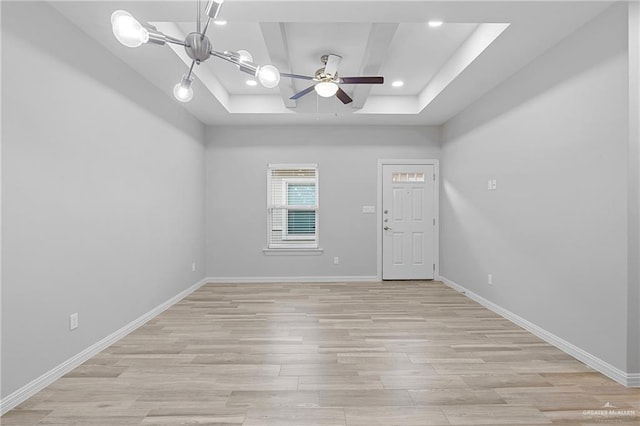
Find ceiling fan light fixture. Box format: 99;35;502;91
428;20;444;28
258;65;281;88
315;81;339;98
111;10;149;48
173;74;194;102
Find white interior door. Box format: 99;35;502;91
382;164;435;280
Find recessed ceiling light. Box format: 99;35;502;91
213;19;227;26
428;20;444;28
246;80;258;86
391;80;404;88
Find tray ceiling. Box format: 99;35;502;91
51;0;613;125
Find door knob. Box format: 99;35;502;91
384;226;391;231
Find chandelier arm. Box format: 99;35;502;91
201;16;213;40
164;35;187;46
210;49;236;65
210;50;260;77
201;0;222;40
185;59;197;80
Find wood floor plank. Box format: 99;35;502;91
344;406;449;426
225;390;321;408
441;404;552;424
242;408;346;426
319;390;413;407
299;375;384;391
2;280;638;426
0;410;53;426
409;389;506;406
381;375;468;390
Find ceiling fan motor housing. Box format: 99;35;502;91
315;68;338;82
184;32;212;62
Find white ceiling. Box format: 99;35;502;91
51;0;613;126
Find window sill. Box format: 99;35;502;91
263;248;324;256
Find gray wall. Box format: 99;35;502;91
205;126;440;279
1;2;206;398
440;4;630;372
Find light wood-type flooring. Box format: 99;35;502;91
3;281;639;425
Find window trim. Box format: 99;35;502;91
266;164;320;250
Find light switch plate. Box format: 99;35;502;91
70;313;79;330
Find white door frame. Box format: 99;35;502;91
377;159;439;280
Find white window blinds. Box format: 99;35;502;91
267;165;318;249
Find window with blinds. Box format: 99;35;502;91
267;165;318;249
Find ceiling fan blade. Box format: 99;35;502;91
335;87;353;104
281;73;315;81
290;84;316;100
324;54;342;77
339;76;384;84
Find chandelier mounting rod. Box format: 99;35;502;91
197;0;202;34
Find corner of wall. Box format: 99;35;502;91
627;0;640;376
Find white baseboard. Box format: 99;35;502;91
206;276;380;283
0;277;209;416
627;373;640;387
439;275;638;388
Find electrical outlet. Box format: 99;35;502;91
488;274;493;286
492;179;497;190
488;180;493;190
192;262;196;272
69;313;79;331
333;257;340;265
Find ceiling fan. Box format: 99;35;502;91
281;54;384;104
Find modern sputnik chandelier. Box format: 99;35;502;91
110;0;281;102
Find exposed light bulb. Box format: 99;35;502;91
205;0;224;19
237;50;253;64
258;65;280;88
173;75;194;102
315;81;339;98
111;10;149;48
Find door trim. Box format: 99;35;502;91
377;159;439;281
